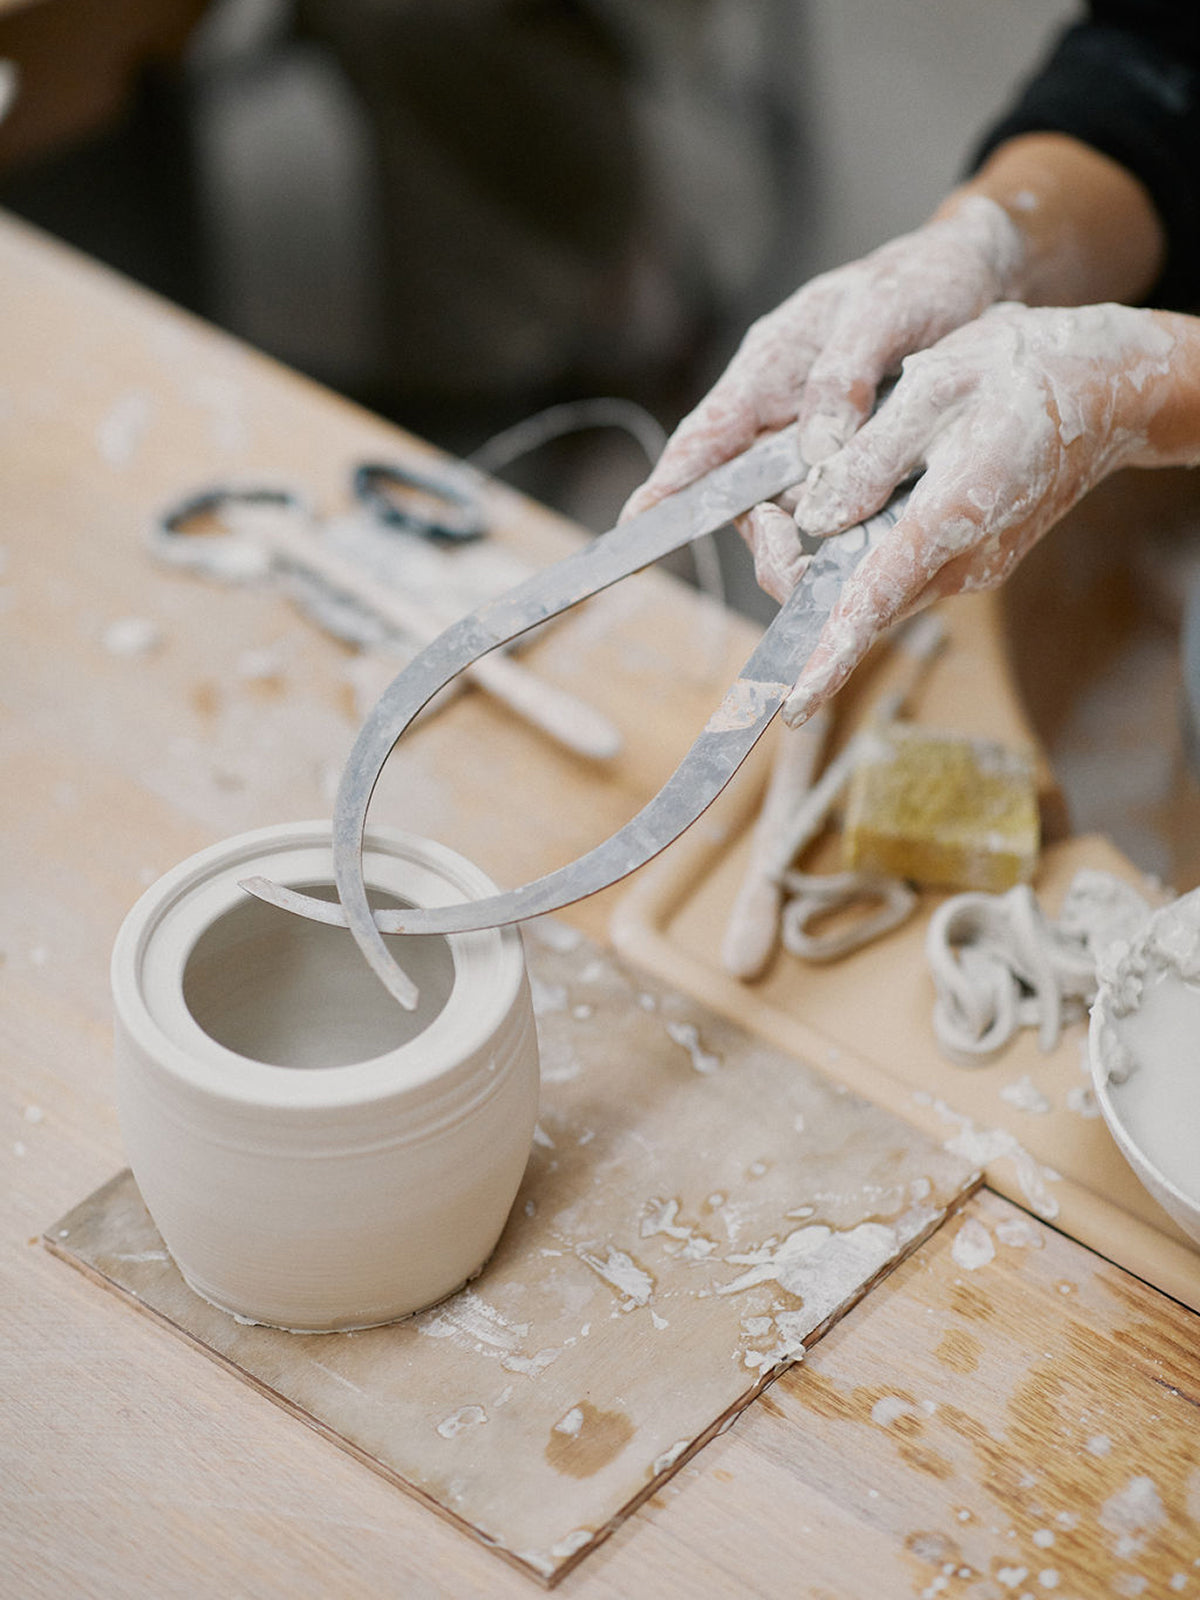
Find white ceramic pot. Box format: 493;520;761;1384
1089;888;1200;1248
112;821;539;1331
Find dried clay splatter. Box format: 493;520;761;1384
437;1404;488;1439
918;1094;1060;1219
1099;1475;1166;1560
950;1216;995;1272
102;617;163;658
577;1246;655;1309
96;390;153;467
999;1075;1051;1115
665;1021;722;1075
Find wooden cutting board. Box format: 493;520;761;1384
45;923;977;1586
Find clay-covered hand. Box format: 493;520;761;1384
779;301;1189;727
621;196;1025;596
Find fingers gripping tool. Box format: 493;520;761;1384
241;430;909;1007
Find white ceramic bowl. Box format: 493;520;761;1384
112;822;539;1331
1088;889;1200;1247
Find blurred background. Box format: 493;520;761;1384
0;0;1076;617
17;0;1200;886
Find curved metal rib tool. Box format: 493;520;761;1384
242;427;908;1007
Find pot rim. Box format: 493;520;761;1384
112;820;528;1112
1089;978;1200;1236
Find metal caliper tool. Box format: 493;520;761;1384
242;428;909;1006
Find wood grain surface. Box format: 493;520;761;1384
613;790;1200;1312
3;214;1198;1598
44;923;976;1584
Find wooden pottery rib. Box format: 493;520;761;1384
45;928;977;1586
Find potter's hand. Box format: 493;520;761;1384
622;196;1024;595
779;302;1189;726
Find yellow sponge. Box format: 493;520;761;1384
842;724;1039;893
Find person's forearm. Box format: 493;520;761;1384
934;132;1167;308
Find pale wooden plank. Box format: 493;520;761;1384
44;919;976;1583
16;1191;1199;1598
4;212;1199;1600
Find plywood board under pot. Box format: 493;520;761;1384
46;924;977;1585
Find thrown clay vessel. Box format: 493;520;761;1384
1089;887;1200;1247
112;822;539;1331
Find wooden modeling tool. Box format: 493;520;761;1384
153;487;623;764
720;706;833;979
719;614;946;978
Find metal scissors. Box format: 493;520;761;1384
241;428;910;1007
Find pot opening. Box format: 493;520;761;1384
181;883;455;1068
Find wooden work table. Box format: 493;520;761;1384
3;214;1198;1598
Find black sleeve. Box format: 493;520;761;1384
970;2;1200;310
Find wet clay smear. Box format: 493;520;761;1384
47;925;976;1585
